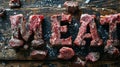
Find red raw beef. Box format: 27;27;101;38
50;13;72;46
100;14;120;55
58;47;75;60
71;57;86;67
61;13;72;22
29;15;44;47
61;36;72;45
60;25;68;33
85;52;100;62
74;14;102;46
50;15;61;45
105;39;120;55
9;36;23;47
30;50;47;60
9;14;24;47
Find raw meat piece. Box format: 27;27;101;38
10;14;23;30
58;47;75;60
29;15;44;32
64;1;79;14
29;15;44;47
9;36;23;47
89;21;103;46
100;14;120;55
60;25;68;33
9;0;21;8
85;52;100;62
74;14;94;46
104;39;120;55
50;14;72;46
71;57;86;67
74;14;102;46
9;14;25;47
61;36;72;46
61;13;72;22
30;50;47;60
50;15;61;45
83;33;92;39
100;14;120;25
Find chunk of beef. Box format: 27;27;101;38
74;14;102;46
60;25;68;33
100;14;120;55
30;50;47;60
61;36;72;46
50;14;72;46
9;14;24;47
50;15;61;45
61;13;72;22
85;52;100;62
74;14;94;46
105;40;120;55
29;15;44;47
89;21;103;46
9;36;23;47
64;1;79;14
58;47;75;60
100;14;120;25
71;57;86;67
9;0;21;8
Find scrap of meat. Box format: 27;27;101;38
104;40;120;55
60;25;68;33
89;21;103;46
50;13;72;46
61;13;72;22
61;36;72;46
9;36;23;47
85;52;100;62
9;14;24;47
100;14;120;25
74;14;102;46
10;14;23;30
30;50;47;60
29;15;44;47
71;57;86;67
100;14;120;55
9;0;21;8
64;1;79;14
50;15;61;45
58;47;75;60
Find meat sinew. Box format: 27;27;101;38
58;47;75;60
50;13;72;46
64;1;79;14
30;50;47;60
9;0;21;8
29;15;44;47
85;52;100;62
